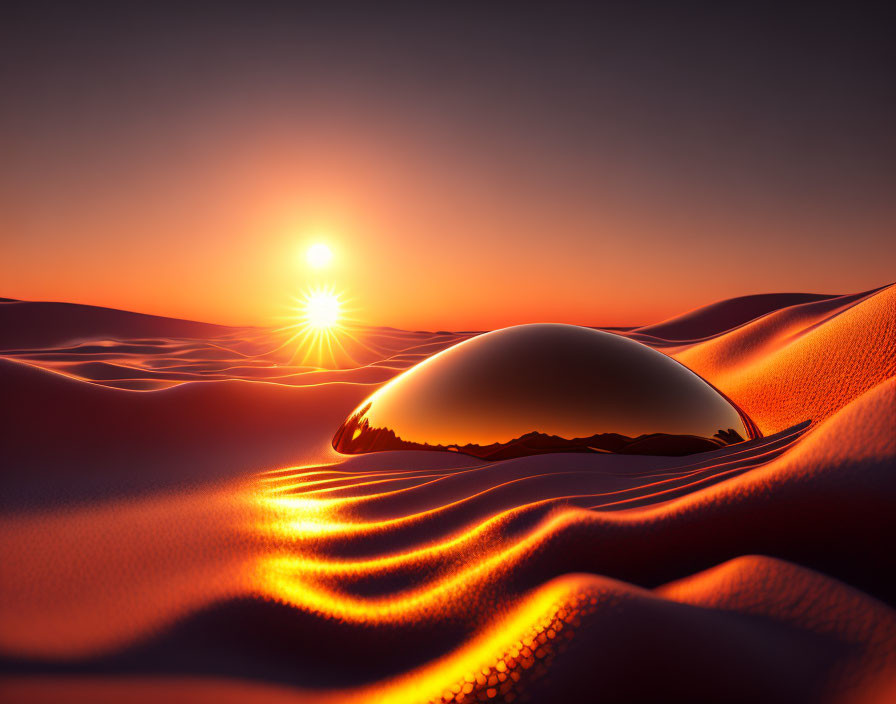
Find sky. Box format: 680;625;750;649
2;1;894;330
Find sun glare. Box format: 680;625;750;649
306;243;333;269
304;290;341;330
269;286;375;369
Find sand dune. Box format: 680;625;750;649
0;299;237;350
630;291;837;341
673;284;895;433
1;286;894;703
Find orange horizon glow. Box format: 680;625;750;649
3;115;894;332
5;274;894;334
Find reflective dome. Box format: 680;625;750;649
333;324;760;460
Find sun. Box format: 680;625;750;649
269;286;351;368
270;286;376;369
306;243;333;269
304;289;341;330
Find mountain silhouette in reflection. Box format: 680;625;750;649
333;403;746;460
331;324;760;460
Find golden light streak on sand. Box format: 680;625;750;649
251;474;584;624
349;576;591;704
244;469;600;703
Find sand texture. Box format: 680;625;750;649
1;286;894;703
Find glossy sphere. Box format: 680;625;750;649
333;324;760;459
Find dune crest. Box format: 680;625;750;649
673;284;895;433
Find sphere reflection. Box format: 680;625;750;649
333;324;760;460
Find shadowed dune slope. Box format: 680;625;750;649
0;300;238;350
630;291;837;341
0;358;372;507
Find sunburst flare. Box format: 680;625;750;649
303;289;341;330
270;286;375;369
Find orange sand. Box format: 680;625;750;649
1;285;894;703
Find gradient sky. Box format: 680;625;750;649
2;1;894;329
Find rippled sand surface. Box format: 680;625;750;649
1;286;894;703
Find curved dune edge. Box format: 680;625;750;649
3;555;895;704
1;287;893;703
629;291;838;341
673;285;895;434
